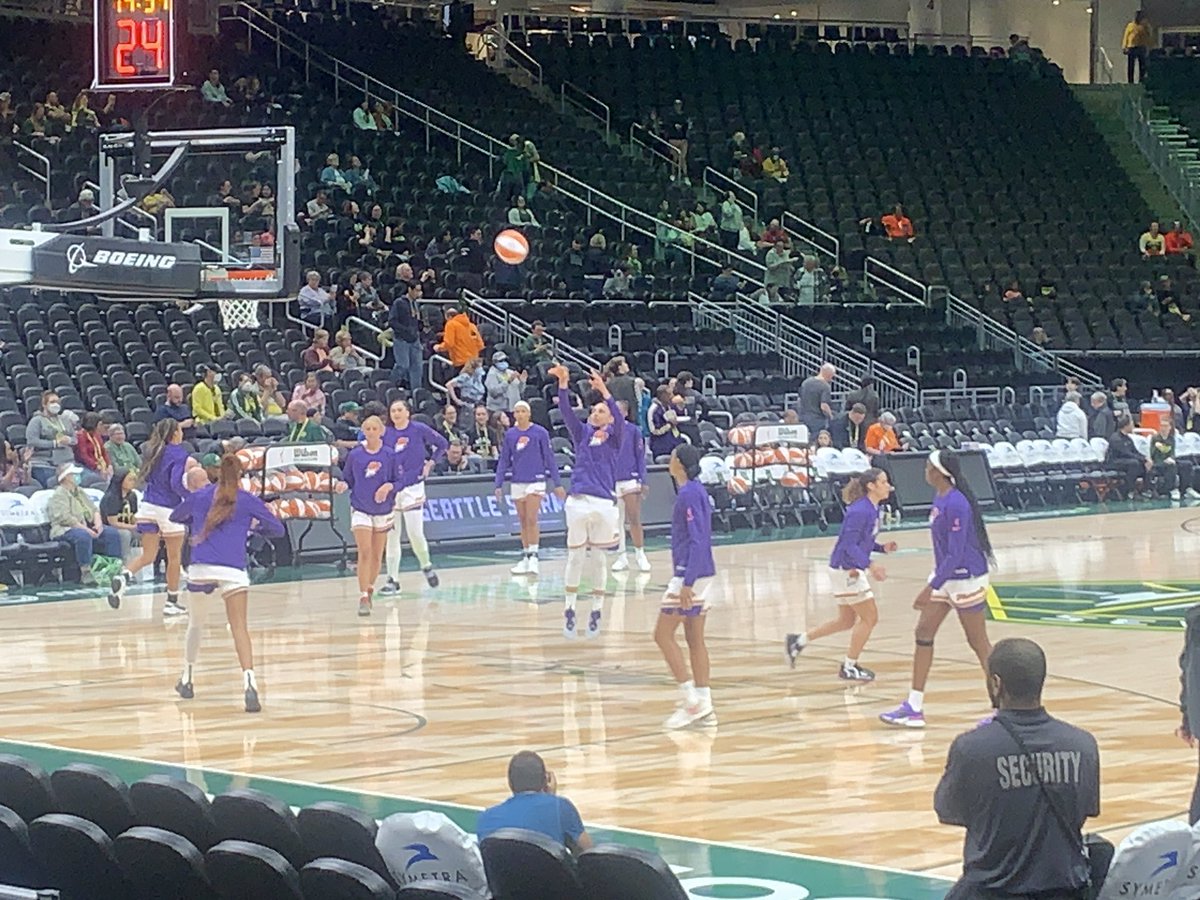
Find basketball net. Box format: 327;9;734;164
217;297;261;330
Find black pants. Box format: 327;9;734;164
1191;745;1200;825
1152;460;1195;494
1112;459;1145;495
1127;46;1147;83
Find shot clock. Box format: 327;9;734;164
93;0;176;90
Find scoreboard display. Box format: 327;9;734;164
93;0;176;90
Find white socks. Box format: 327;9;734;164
908;690;924;712
797;632;810;647
385;525;402;581
527;543;539;559
679;680;698;707
564;593;577;611
616;503;627;554
403;508;431;569
844;657;857;669
244;669;257;690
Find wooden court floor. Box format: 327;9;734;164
0;505;1195;879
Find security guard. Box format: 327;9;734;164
935;638;1100;900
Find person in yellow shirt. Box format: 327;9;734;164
1123;11;1152;83
190;365;227;424
434;305;484;368
1140;221;1166;258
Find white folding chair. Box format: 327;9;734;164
1098;819;1191;900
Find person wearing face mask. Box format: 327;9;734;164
26;391;77;488
48;462;123;586
230;374;264;423
485;352;527;413
190;366;227;425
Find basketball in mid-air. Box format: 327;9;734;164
494;229;530;265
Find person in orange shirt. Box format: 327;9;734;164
1165;221;1195;259
434;305;484;368
864;412;901;456
880;204;914;241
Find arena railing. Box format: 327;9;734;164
14;140;50;205
461;290;602;373
782;211;839;267
224;6;768;289
919;386;1019;408
1122;87;1200;236
630;122;685;180
705;168;759;230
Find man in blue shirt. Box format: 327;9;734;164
154;384;195;437
476;751;593;854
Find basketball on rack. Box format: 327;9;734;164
494;229;530;265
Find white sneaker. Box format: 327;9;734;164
1172;489;1182;500
510;556;529;575
527;556;539;576
634;550;651;572
664;699;714;730
163;600;188;617
1188;488;1200;499
610;554;629;572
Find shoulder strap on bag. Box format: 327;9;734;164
994;715;1080;847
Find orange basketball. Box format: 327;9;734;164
732;451;754;469
753;449;775;468
275;498;305;519
264;472;286;496
779;471;809;488
493;229;529;265
236;447;266;470
305;470;330;492
727;475;751;495
283;469;307;492
727;425;755;447
308;499;332;518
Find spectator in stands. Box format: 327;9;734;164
881;204;915;242
298;271;334;324
797;363;836;440
352;98;375;130
815;429;834;448
648;386;685;460
465;404;496;459
22;102;48;139
935;638;1100;900
437;403;465;443
1127;280;1156;315
1139;221;1166;258
330;402;363;452
757;218;789;250
845;377;881;423
1163;388;1186;430
345;155;376;195
507;194;540;230
763;242;794;304
620;244;645;283
718;191;744;251
190;366;227;425
372;100;393;130
230;374;264;424
434;439;480;476
485;352;526;413
1123;10;1152;83
457;227;488;292
1166;220;1195;260
291;372;327;418
99;423;138;473
1008;33;1035;62
496;133;528;199
603;357;637;413
201;69;232;106
519;320;553;366
301;330;335;373
558;236;586;293
1110;378;1131;416
210;179;241;211
352;271;380;312
330;331;371;374
794;255;824;306
389;281;426;390
1055;392;1089;440
49;463;122;586
0;91;14;142
155;385;195;436
691;201;717;241
477;750;593;851
1106;414;1150;497
253;366;289;421
70;91;98;132
1088;392;1116;440
285;400;327;443
434;305;484;368
710;264;743;301
446;358;486;408
603;266;634;298
99;467;139;563
42;91;69;136
762;147;790;183
73;412;112;487
831;404;868;452
1002;279;1029;306
320;153;351;192
1184;388;1200;432
0;439;31;491
865;412;901;456
1150;418;1198;500
1156;274;1192;322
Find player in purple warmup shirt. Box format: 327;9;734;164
108;418;191;617
379;399;448;595
610;400;651;574
339;415;405;616
881;449;996;729
169;454;284;713
494;400;564;576
550;363;623;639
655;444;718;729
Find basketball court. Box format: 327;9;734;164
0;502;1192;897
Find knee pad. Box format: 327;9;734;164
915;638;935;648
564;547;586;588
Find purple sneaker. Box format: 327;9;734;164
586;610;602;639
563;609;577;639
879;701;926;728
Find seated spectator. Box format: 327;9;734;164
1166;220;1195;258
425;228;455;267
1150;418;1198;500
880;204;915;242
757;218;789;249
99;467;139;563
437;403;465;443
320;153;351;192
464;404;496;459
1088;392;1116;440
353;271;379;309
519;320;553;366
489;410;511;452
285;400;327;443
70;91;99;131
486;352;525;413
330;331;371;373
621;244;645;282
352;98;376;130
434;439;480;476
507;194;541;229
340;199;361;221
1127;279;1156;315
302;329;335;373
243;181;275;218
761;147;790;183
22;102;48;139
831;403;868;452
691;201;717;240
1105;414;1150;498
43;91;70;135
200;69;232;106
1140;220;1166;258
344;155;376;195
446;358;486;408
155;384;195;434
1055;391;1088;439
648;386;685;459
1185;387;1200;432
728;130;751;175
291;372;327;418
477;750;592;851
229;373;264;423
73;412;112;486
584;233;610;284
331;402;363;448
254;366;289;421
711;264;743;300
305;190;332;223
1;438;32;491
815;429;834;448
376;811;487;895
1163;388;1186;430
372;100;393;130
434;306;484;368
864;412;900;456
603;266;634;298
190;365;227;424
1002;279;1028;305
298;271;334;324
1156;274;1192;321
210;179;242;211
48;463;122;586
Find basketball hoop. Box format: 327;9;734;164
217;297;261;330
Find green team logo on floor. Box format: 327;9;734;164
986;582;1200;631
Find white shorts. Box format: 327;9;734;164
930;573;990;610
511;482;546;501
136;500;185;536
393;482;426;511
351;510;395;532
187;564;250;597
830;567;874;605
662;575;716;615
615;479;642;497
565;494;619;548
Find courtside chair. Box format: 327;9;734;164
114;825;219;900
480;828;582;900
29;813;132;900
50;763;137;840
299;858;394;900
0;755;55;824
131;775;220;854
213;788;308;870
0;804;43;889
206;840;303;900
296;801;396;889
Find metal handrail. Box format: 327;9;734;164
560;81;610;138
510;10;910;39
1096;46;1115;84
82;178;149;237
482;23;542;85
782;211;840;266
340;316;384;364
864;256;928;305
1122;87;1200;235
629;122;683;179
14;141;50;205
704;167;758;228
462;290;601;372
427;351;453;393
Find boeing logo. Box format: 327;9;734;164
65;243;177;275
66;243;98;274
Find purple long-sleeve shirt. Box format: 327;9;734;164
829;497;886;570
556;388;623;500
143;443;191;508
384;421;449;489
343;444;405;515
169;485;284;570
671;479;715;586
494;424;560;488
929;488;989;588
615;420;647;482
